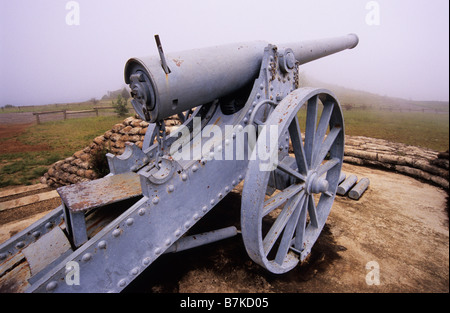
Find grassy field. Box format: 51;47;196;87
342;108;448;151
0;115;129;187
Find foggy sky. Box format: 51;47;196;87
0;0;449;107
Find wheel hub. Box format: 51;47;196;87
305;171;329;195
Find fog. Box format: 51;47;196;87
0;0;449;107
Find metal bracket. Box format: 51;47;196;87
154;34;171;74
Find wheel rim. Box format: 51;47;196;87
241;88;344;274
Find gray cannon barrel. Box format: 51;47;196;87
280;33;359;65
124;34;359;122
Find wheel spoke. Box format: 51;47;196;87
312;126;341;169
304;95;318;168
277;163;306;182
263;191;304;256
307;194;319;228
263;183;304;216
274;192;307;264
288;116;308;175
312;102;334;166
316;157;340;177
293;195;309;250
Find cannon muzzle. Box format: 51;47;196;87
125;34;358;122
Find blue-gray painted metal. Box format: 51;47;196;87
165;226;238;254
0;33;359;293
125;34;358;122
241;88;345;274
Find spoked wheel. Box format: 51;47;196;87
241;88;344;274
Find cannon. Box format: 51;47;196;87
0;33;358;292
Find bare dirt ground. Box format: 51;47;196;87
2;162;446;293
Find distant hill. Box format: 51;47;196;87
299;75;449;113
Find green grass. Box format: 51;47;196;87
342;109;449;151
297;107;449;152
0;115;129;187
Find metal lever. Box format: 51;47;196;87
154;34;171;74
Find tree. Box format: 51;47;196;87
121;87;131;101
112;95;129;117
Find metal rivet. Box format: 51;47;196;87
174;229;181;237
218;193;223;199
165;239;172;246
225;186;230;192
45;222;53;229
210;199;215;205
142;257;151;266
217;145;222;152
167;185;175;193
209;151;215;159
98;240;107;249
118;279;127;288
259;83;264;90
130;267;139;276
181;173;188;181
0;253;6;260
15;241;25;249
243;118;248;124
202;206;208;213
201;158;207;165
232;180;236;186
232;133;236;139
256;93;261;99
82;253;92;262
237;125;243;132
126;218;134;226
193;213;199;220
65;265;74;274
238;175;243;180
154;247;162;255
32;231;41;238
138;208;146;216
184;221;190;229
112;229;121;237
152;197;159;204
46;281;57;292
192;165;198;172
225;139;230;146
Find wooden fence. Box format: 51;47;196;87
32;107;117;124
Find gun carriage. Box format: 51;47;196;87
0;33;358;292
